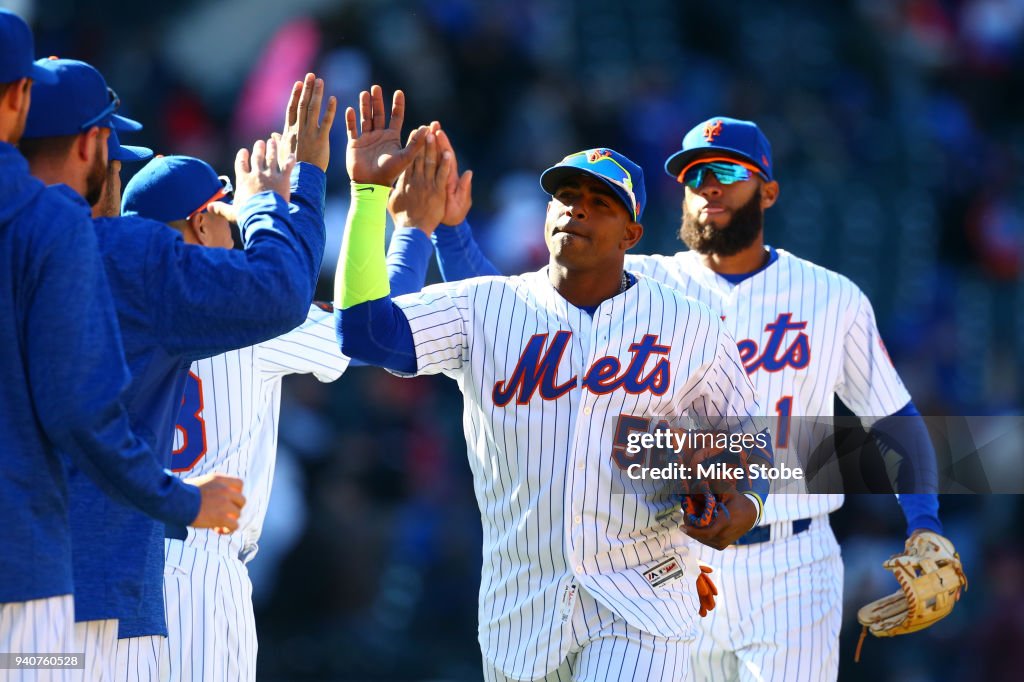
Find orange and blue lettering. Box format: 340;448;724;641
492;332;577;406
738;314;810;374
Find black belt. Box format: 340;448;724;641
733;517;812;546
165;524;187;540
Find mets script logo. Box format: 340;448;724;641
587;149;612;163
703;120;723;142
492;332;672;406
736;313;810;374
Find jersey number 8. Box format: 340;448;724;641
171;372;208;472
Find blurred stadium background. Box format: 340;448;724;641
8;0;1024;679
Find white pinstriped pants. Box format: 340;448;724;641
690;516;844;682
0;594;74;682
113;635;168;682
161;539;256;682
483;584;689;682
70;618;117;682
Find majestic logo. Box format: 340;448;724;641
492;332;672;406
703;119;723;142
736;313;810;374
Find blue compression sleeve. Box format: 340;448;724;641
870;401;942;535
432;220;501;280
335;297;417;374
387;227;434;296
341;228;433;371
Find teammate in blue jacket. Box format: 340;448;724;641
20;58;326;681
0;10;242;665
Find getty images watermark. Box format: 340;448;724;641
621;428;804;482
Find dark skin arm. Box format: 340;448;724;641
683;492;758;551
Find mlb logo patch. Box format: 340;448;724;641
644;556;684;588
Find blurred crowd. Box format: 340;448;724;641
13;0;1024;679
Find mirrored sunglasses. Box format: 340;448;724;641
679;159;764;190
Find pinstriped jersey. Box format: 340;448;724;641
625;248;911;523
390;268;765;679
170;304;349;559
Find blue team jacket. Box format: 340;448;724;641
0;142;200;604
66;163;326;637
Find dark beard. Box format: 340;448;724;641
679;188;764;256
84;143;107;207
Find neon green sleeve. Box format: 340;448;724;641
334;183;391;309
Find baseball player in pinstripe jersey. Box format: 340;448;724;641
619;117;952;681
420;119;956;680
334;85;775;681
161;302;345;682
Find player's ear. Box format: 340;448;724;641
189;213;212;246
760;180;779;210
1;77;30;114
76;127;100;163
621;220;643;251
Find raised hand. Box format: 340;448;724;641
432;124;473;226
344;84;425;186
281;73;337;172
233;137;295;209
388;128;452;235
187;473;246;534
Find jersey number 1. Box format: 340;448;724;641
171;372;208;472
774;395;792;449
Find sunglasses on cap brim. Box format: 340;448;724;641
557;151;640;220
80;87;121;131
677;157;766;189
187;176;234;220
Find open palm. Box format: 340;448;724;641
345;85;424;186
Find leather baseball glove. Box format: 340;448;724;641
855;530;968;661
682;483;722;529
656;480;724;528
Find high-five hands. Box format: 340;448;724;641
388;126;451;234
277;73;337;172
344;84;426;186
432;123;473;227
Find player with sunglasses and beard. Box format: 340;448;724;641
421;117;953;681
620;118;949;681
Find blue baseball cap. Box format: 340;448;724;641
539;148;646;221
107;128;152;163
22;58;142;139
0;10;56;84
122;155;232;223
664;117;773;182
